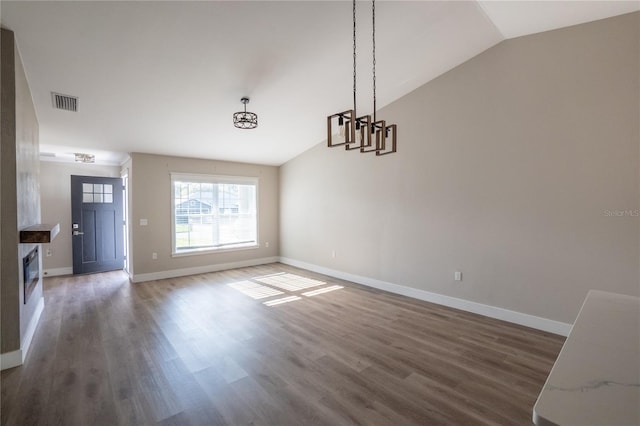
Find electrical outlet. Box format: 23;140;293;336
152;252;158;260
454;271;462;281
265;242;269;248
46;248;52;257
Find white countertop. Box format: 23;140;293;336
533;290;640;426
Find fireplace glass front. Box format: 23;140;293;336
23;247;39;304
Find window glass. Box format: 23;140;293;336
172;175;258;254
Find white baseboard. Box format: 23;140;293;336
131;256;280;283
21;296;45;362
0;349;22;371
279;257;572;336
43;267;73;277
1;296;45;371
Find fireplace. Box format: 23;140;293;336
23;247;39;304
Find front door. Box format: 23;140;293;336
71;175;124;274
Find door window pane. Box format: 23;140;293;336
82;182;115;203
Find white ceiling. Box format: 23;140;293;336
2;1;638;166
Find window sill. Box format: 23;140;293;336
171;243;259;258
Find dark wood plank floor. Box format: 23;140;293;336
1;263;564;425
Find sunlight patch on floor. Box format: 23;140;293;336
263;295;302;307
227;280;284;299
255;273;325;292
302;285;344;297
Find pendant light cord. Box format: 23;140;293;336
372;0;376;125
353;0;357;115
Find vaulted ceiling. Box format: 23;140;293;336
2;1;638;166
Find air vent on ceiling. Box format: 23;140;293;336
51;92;78;112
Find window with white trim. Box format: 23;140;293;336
171;173;258;255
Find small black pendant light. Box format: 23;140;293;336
233;97;258;129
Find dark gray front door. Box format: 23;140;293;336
71;175;124;274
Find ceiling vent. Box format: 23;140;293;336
51;92;78;112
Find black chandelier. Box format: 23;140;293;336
327;0;396;156
233;97;258;129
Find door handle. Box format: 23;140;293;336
73;231;84;236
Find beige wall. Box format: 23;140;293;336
0;29;3;357
129;153;279;278
1;29;42;353
40;161;122;273
280;12;640;325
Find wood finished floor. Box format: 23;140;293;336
1;263;564;425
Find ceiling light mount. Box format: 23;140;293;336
233;97;258;129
